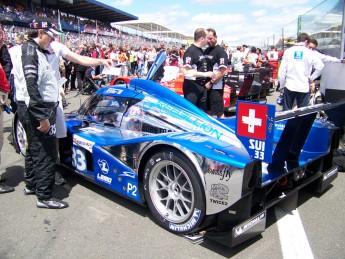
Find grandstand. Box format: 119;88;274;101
0;0;189;49
112;20;191;47
0;0;137;35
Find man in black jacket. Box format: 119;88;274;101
12;20;68;208
75;44;89;92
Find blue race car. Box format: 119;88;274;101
13;52;341;247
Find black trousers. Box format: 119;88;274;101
70;72;77;90
76;71;86;91
17;102;57;200
65;67;72;90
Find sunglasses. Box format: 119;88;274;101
45;30;55;38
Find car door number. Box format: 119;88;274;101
127;183;137;197
72;146;87;171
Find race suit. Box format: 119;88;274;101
12;39;59;200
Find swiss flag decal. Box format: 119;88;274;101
237;102;267;140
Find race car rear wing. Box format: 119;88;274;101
274;101;345;121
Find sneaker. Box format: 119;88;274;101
0;184;14;194
24;186;36;195
55;172;66;186
36;197;69;209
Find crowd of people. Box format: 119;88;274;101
1;1;174;51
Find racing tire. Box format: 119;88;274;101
114;79;127;85
143;148;206;235
13;113;27;156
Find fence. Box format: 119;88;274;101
259;0;344;58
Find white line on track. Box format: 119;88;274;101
275;207;314;259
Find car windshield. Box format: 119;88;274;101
78;94;137;127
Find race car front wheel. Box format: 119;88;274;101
143;148;205;235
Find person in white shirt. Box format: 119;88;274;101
306;39;345;99
245;47;258;67
231;46;244;72
46;40;112;185
109;45;119;81
307;39;345;63
278;33;324;111
146;47;157;71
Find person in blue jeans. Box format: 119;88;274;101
278;33;324;111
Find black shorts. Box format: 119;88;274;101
207;88;224;116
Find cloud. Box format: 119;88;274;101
137;9;189;29
252;9;267;17
250;0;309;9
191;13;246;26
111;1;315;47
110;0;133;6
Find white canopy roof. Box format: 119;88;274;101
111;20;191;42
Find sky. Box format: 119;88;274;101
99;0;326;47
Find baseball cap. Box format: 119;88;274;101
30;19;63;38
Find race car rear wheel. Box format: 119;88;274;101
13;113;27;156
143;148;205;234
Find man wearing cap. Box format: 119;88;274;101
11;19;68;208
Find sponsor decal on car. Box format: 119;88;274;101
210;184;229;200
169;209;201;232
128;106;143;116
275;122;285;131
236;101;275;162
106;88;124;95
142;123;173;134
98;159;109;174
143;100;224;140
233;212;266;238
323;167;338;180
73;135;95;153
176;133;208;143
97;173;112;185
209;183;229;206
207;167;233;181
119;171;136;179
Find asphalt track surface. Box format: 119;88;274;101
1;90;345;259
